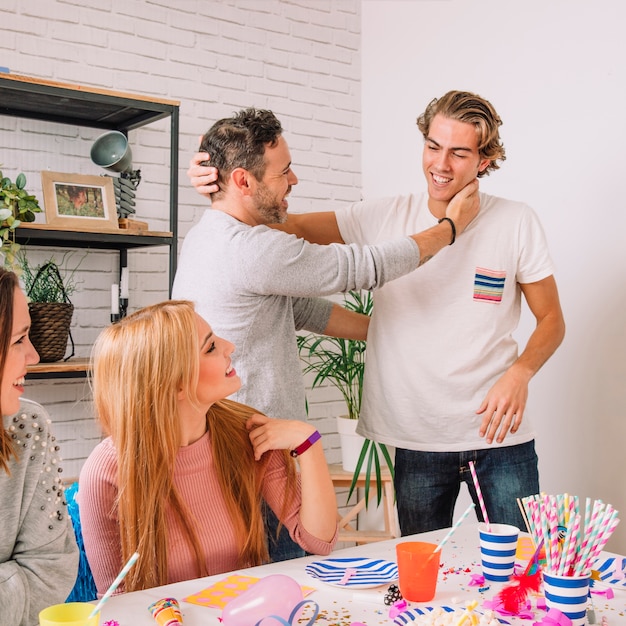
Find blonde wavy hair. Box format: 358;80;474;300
90;300;296;591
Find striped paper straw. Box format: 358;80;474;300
434;503;476;553
468;461;490;531
88;551;140;619
582;509;620;573
560;513;580;576
574;501;604;575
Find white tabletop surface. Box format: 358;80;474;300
98;525;626;626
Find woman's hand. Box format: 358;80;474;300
246;414;316;461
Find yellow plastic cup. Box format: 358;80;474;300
396;541;441;602
39;602;100;626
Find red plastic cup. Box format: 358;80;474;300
395;541;440;602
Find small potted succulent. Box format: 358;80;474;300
0;169;42;268
297;290;394;508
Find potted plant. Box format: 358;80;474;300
18;251;82;362
0;169;42;269
297;290;394;508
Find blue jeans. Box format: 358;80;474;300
263;501;305;562
394;441;539;536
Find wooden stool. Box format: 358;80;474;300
328;463;398;544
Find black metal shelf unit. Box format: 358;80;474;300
1;72;180;284
0;73;181;378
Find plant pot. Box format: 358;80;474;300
336;415;366;473
28;302;75;362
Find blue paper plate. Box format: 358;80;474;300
305;557;398;588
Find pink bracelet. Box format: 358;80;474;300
290;430;321;458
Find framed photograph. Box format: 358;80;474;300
41;171;118;232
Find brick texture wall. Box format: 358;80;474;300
0;0;362;479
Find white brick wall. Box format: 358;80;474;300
0;0;362;478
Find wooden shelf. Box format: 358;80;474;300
0;73;179;131
16;223;173;250
328;464;399;544
26;357;90;379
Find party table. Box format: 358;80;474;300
98;525;626;626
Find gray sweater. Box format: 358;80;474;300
173;209;420;420
0;399;79;626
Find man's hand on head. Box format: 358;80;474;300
188;150;219;197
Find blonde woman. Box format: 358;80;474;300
0;267;78;625
79;300;337;595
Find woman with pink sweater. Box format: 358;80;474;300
79;300;337;595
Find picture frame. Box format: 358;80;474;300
41;171;118;232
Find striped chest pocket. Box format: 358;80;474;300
474;267;506;303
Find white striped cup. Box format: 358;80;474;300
478;523;519;582
543;571;590;626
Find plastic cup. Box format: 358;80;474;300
478;522;519;582
395;541;441;602
543;571;590;626
39;602;100;626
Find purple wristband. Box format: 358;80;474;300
290;430;321;458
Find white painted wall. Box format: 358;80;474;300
1;0;362;477
361;0;626;552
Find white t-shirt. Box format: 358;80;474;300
336;192;555;452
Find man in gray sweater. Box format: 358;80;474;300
173;107;478;560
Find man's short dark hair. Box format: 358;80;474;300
199;108;283;199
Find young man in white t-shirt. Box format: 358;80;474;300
187;92;565;535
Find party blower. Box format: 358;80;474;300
148;597;184;625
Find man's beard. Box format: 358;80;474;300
255;184;288;224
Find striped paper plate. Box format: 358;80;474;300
305;557;398;588
592;556;626;588
394;606;509;625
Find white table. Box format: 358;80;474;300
99;525;626;625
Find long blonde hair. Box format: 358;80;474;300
91;300;296;591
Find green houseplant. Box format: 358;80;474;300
297;290;394;508
0;170;42;268
18;251;82;362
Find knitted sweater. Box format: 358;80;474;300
79;432;337;595
0;399;79;626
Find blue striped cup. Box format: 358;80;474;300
478;523;519;582
543;571;590;626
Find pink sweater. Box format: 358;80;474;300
78;432;336;594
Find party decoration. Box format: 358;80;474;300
520;494;620;576
384;584;403;605
220;574;304;626
496;540;543;613
531;607;572;626
148;597;183;625
184;574;314;609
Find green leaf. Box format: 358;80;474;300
16;173;26;189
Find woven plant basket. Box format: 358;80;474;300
28;302;75;362
27;261;76;363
